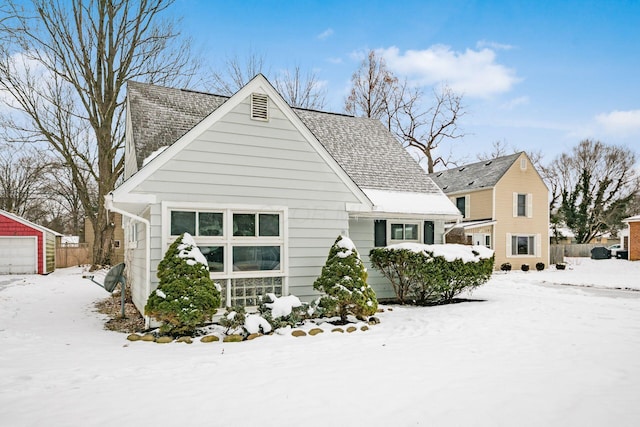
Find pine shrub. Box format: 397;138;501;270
145;233;221;336
313;235;378;323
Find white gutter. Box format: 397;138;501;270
443;218;462;243
104;193;152;329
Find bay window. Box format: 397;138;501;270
167;206;285;307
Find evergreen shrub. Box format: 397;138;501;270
145;233;221;336
521;264;530;271
500;262;512;272
536;262;545;271
313;235;378;322
370;244;494;305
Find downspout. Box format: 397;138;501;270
443;217;462;243
104;193;152;329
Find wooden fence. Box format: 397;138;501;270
56;243;92;268
550;243;611;264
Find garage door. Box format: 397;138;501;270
0;236;38;274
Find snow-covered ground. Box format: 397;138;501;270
1;258;639;426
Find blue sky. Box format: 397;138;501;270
177;0;640;166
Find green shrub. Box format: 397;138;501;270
500;262;512;272
313;235;378;322
369;244;494;305
219;305;247;334
145;233;221;336
521;264;530;272
536;262;545;271
257;293;309;330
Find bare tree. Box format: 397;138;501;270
44;161;89;236
0;145;50;218
209;53;326;110
476;140;510;161
274;66;326;109
345;50;398;128
550;139;639;243
393;84;465;173
209;52;269;96
0;0;198;266
345;50;466;173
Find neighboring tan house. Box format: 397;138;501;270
622;215;640;260
84;212;125;264
429;152;549;270
108;74;461;318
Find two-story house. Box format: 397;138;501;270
429;152;550;270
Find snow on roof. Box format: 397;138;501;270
362;188;461;217
142;146;168;167
624;214;640;222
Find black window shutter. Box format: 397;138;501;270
374;220;387;247
423;221;435;244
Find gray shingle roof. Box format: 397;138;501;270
127;81;441;194
427;152;523;194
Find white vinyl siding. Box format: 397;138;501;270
133;96;361;304
350;218;447;301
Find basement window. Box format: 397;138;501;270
251;93;269;121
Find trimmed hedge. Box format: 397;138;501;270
369;244;494;305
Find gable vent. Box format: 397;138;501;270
251;93;269;121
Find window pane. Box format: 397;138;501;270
171;211;195;236
198;246;224;272
405;224;418;240
391;224;404;240
259;214;280;236
230;277;282;307
233;246;280;271
516;236;529;255
517;194;527;217
456;197;466;217
199;212;223;236
233;214;255;236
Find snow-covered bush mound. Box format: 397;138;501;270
370;243;494;305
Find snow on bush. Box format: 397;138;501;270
370;243;494;305
145;233;221;336
313;235;378;322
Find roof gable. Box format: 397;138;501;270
125;78;442;195
428;152;523;194
0;209;62;236
115;74;371;206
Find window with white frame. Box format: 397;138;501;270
168;208;284;306
390;222;420;242
513;193;532;218
511;235;535;256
